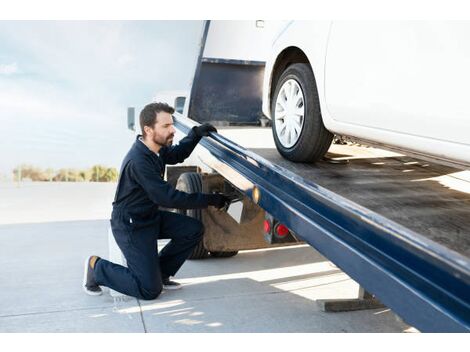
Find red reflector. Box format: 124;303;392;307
263;220;271;233
276;224;289;237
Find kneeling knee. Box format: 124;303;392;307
140;287;162;300
185;220;204;241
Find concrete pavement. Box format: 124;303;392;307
0;182;410;332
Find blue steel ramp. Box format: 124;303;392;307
174;114;470;332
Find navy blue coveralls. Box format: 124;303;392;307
94;128;213;300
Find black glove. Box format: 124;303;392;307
207;193;230;210
193;123;217;137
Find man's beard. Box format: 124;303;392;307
154;135;174;147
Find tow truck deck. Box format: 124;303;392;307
254;144;470;257
173;115;470;332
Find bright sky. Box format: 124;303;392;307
0;21;204;178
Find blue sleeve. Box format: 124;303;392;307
130;157;210;209
159;127;201;165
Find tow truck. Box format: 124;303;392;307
122;21;470;332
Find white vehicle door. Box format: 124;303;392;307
324;21;470;147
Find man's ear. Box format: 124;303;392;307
143;125;152;136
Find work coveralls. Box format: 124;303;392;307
94;128;213;300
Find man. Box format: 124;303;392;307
82;102;229;300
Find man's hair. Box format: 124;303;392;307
140;102;175;137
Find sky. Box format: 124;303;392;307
0;20;204;178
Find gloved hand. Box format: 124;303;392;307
193;123;217;137
207;193;231;210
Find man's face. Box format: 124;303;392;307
145;112;176;147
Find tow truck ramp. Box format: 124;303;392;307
174;114;470;333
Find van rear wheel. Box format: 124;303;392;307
272;63;333;162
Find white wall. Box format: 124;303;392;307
203;20;289;62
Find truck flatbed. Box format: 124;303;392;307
251;144;470;258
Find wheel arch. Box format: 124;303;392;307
269;47;311;112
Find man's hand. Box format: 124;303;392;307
194;123;217;137
207;193;231;210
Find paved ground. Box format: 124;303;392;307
0;181;410;332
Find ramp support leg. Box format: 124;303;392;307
317;286;385;312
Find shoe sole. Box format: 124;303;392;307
162;285;182;291
83;257;102;296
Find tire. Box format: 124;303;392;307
271;63;333;162
175;172;209;259
210;251;238;258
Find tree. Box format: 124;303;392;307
90;165;118;182
101;167;118;182
13;164;49;181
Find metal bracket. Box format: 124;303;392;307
317;286;385;312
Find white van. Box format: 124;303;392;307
262;21;470;167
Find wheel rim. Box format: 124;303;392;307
274;79;305;148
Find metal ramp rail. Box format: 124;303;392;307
174;114;470;332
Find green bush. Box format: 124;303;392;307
90;165;119;182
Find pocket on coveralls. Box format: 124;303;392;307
110;215;133;247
